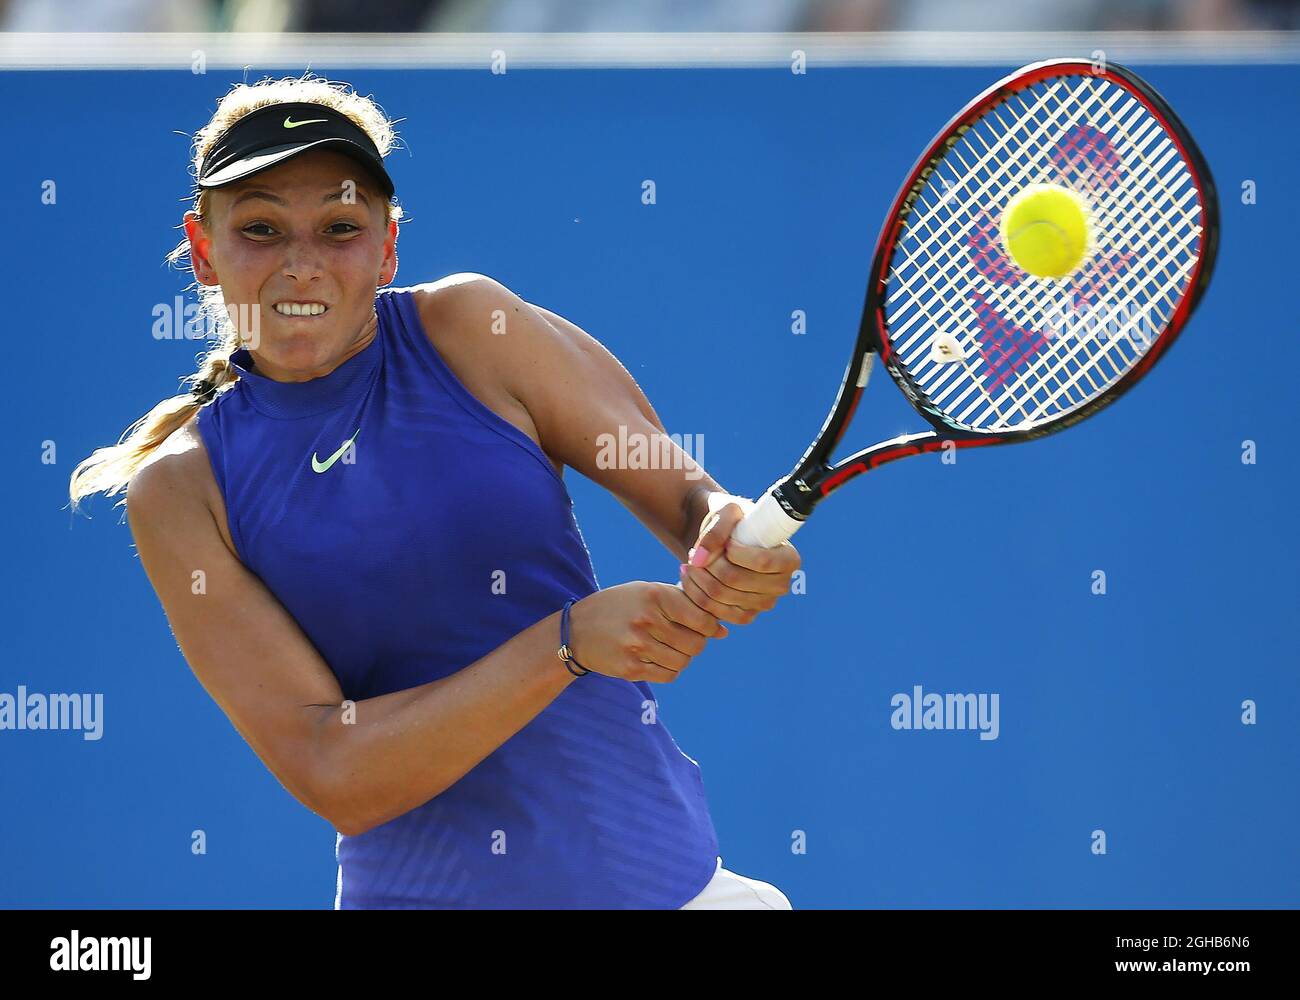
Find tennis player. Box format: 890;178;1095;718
69;75;798;910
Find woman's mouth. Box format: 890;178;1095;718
273;301;329;318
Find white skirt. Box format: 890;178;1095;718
678;857;792;910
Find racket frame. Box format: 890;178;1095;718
765;57;1219;526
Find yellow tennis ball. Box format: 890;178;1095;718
1000;184;1092;279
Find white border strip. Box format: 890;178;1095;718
0;31;1297;69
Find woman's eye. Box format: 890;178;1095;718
239;221;357;237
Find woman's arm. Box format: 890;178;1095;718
423;274;800;623
530;304;725;562
126;425;723;836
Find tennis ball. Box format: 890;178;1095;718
1000;184;1092;279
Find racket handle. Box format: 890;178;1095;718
731;489;805;549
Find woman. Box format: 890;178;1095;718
69;75;800;909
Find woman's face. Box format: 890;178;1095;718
184;148;397;381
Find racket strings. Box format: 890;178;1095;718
882;72;1207;433
898;82;1152;360
888;80;1129;424
902;83;1176;418
972;87;1195;422
899;80;1200;427
991;86;1201;424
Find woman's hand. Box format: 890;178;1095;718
678;493;802;626
567;581;729;683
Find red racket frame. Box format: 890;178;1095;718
768;58;1219;522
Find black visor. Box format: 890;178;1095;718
197;102;395;200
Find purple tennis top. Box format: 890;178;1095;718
195;286;719;908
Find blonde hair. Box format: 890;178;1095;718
68;72;403;510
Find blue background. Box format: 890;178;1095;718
2;63;1296;908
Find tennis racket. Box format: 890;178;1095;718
732;57;1219;548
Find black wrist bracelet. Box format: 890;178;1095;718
557;598;591;677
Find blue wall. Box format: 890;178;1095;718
2;62;1296;908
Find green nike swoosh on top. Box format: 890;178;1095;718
284;116;328;129
311;429;360;474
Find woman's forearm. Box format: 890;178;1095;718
312;608;577;836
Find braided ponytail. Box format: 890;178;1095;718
67;334;239;509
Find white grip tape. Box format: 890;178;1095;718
731;490;805;548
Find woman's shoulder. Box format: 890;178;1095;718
408;271;506;299
126;414;228;545
398;273;528;389
404;272;511;331
396;274;555;466
132;415;207;487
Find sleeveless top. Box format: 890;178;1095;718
195;286;719;908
